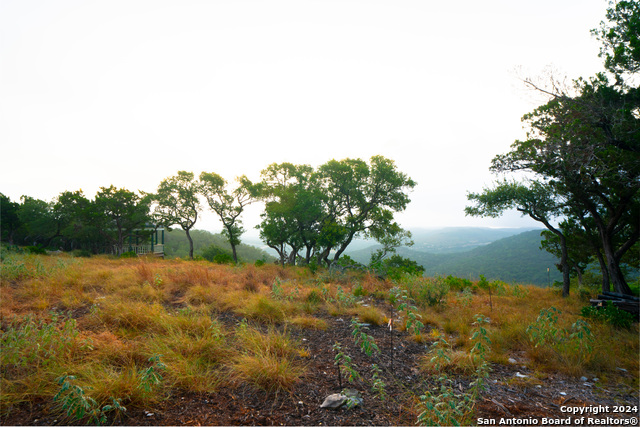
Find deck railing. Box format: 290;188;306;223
113;244;164;256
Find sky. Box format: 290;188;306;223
0;0;608;236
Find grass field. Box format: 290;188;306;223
1;251;638;425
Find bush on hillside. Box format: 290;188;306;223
200;244;234;264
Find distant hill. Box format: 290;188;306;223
408;227;539;253
164;229;275;263
347;230;562;286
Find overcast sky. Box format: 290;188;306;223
1;0;608;235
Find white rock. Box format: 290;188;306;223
508;358;517;364
515;372;528;378
320;394;347;409
560;392;567;396
321;389;364;410
580;376;588;382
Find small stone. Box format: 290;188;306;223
321;389;363;410
515;372;528;378
559;392;567;396
616;367;628;372
580;376;588;382
593;378;599;382
508;358;517;364
320;394;348;409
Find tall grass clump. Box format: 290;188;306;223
145;317;230;393
232;321;305;392
88;300;170;335
236;295;288;323
399;275;449;307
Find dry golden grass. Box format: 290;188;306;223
351;305;387;326
231;324;305;392
420;348;477;375
236;294;289;323
289;315;329;330
1;253;638;422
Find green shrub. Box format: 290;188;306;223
26;245;47;255
444;275;473;292
119;251;137;259
70;249;92;258
200;245;234;264
305;290;323;305
352;284;367;297
581;302;635;329
373;254;424;281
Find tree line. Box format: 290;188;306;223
1;187;151;255
465;0;639;297
1;155;416;267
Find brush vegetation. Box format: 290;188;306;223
1;251;638;425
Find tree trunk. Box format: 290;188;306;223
185;228;194;259
332;232;356;264
287;248;299;265
266;243;286;265
601;233;632;295
596;250;610;293
316;246;332;267
230;243;238;264
559;234;571;298
304;246;313;265
538;217;571;297
575;265;583;289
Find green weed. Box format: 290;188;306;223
54;375;126;425
351;318;380;357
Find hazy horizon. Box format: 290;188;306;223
1;0;607;231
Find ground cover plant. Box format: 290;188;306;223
1;252;638;426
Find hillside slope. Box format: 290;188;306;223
164;229;275;262
348;230;562;286
408;227;539;253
